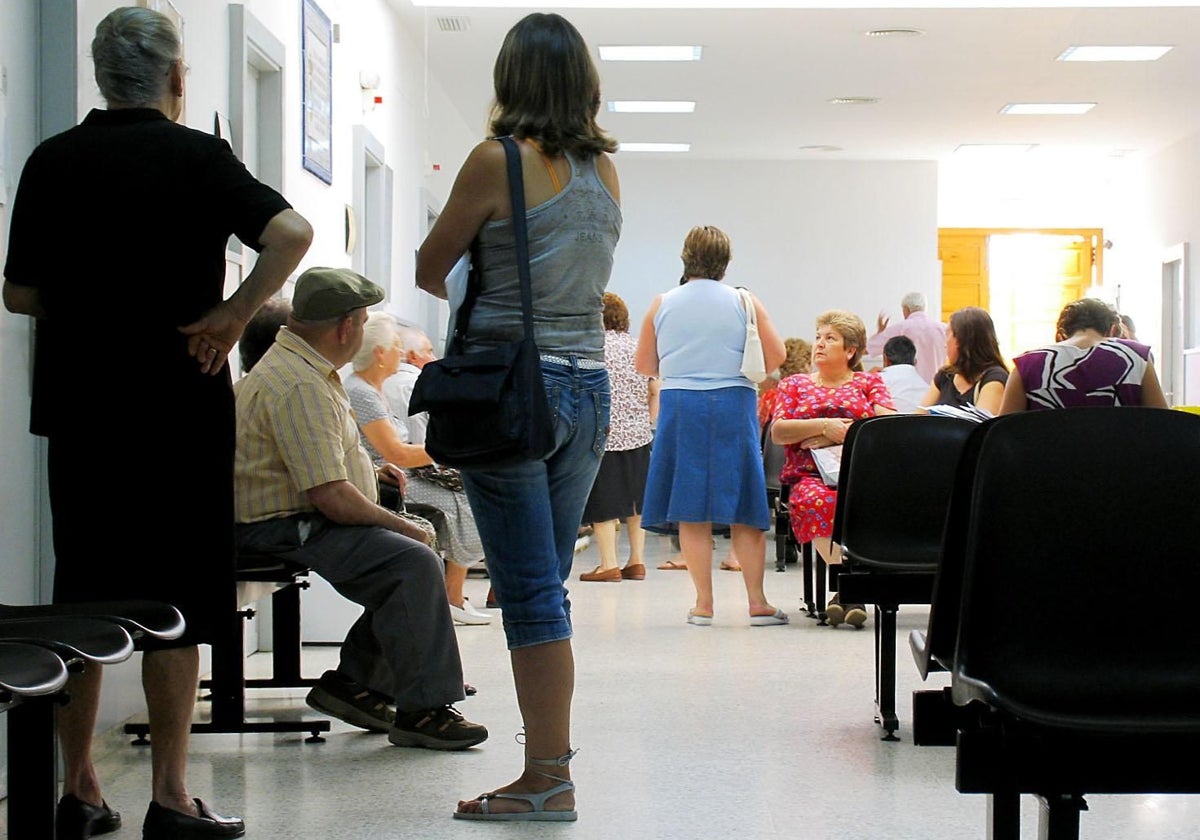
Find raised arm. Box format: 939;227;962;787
180;208;313;374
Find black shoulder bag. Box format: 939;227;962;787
408;136;556;468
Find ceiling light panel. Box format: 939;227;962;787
599;46;702;62
827;97;879;105
608;101;696;113
954;143;1037;157
618;142;691;153
1057;45;1172;62
864;28;924;38
1000;102;1096;115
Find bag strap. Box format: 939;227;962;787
500;136;537;343
737;287;757;330
450;136;534;351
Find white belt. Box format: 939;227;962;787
540;353;606;370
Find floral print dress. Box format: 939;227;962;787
773;372;894;542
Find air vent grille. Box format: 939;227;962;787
436;16;470;33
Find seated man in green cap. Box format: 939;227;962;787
233;266;487;750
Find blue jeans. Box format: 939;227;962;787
461;360;610;649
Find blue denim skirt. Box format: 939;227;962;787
642;386;770;532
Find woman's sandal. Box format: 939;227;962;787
453;750;578;822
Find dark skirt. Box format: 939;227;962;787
641;386;770;533
47;383;234;650
581;443;652;524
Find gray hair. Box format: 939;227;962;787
351;311;398;371
92;7;181;107
394;323;430;355
901;292;927;312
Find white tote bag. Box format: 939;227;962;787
736;287;768;383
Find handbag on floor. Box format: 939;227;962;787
737;287;768;383
409;136;555;469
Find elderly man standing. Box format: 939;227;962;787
865;291;947;382
233;267;487;750
4;8;311;838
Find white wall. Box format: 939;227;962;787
1139;131;1200;355
609;158;941;343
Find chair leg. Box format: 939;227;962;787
815;554;828;624
7;696;59;839
876;604;899;740
1037;794;1086;840
270;582;303;684
774;507;789;573
987;790;1021;840
802;541;816;616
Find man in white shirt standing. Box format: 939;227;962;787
866;291;947;382
383;323;437;444
878;336;931;413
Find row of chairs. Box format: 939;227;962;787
823;407;1200;840
0;600;184;836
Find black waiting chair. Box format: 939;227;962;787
942;408;1200;840
0;599;184;644
0;640;72;840
831;414;976;740
0;615;138;838
126;551;330;743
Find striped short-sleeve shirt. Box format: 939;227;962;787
235;327;378;523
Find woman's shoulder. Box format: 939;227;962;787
981;365;1009;383
1107;337;1152;359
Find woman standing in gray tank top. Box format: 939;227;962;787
417;12;620;823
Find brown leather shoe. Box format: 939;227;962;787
579;566;622;582
620;563;646;580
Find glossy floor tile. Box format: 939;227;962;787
25;534;1200;838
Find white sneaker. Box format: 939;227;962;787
450;597;493;625
574;535;591;553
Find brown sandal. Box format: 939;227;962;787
656;559;688;571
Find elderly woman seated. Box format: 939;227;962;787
771;310;896;627
343;311;491;626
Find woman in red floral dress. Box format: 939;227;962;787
772;310;895;626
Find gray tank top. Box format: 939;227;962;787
465;150;621;361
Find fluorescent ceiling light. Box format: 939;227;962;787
1000;102;1096;115
827;97;879;105
608;101;696;113
1058;45;1172;62
618;142;691;153
599;46;702;62
954;143;1036;157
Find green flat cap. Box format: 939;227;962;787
292;267;384;320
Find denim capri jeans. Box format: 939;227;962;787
460;359;610;649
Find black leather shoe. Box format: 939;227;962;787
142;799;245;839
56;793;121;839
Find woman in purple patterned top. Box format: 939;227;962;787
999;298;1167;413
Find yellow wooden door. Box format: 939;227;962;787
939;229;1101;361
1005;238;1092;353
938;233;988;324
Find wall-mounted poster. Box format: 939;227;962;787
302;0;333;185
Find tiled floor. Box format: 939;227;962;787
25;534;1200;838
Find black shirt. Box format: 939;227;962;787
4;108;291;435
